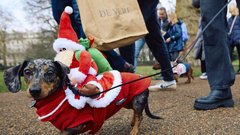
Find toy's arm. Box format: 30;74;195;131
79;50;92;75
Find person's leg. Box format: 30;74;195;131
134;38;145;69
194;0;235;110
72;0;86;38
51;0;71;24
119;43;135;65
51;0;85;39
139;7;175;91
145;12;174;82
199;60;208;80
201;60;206;73
102;50;134;73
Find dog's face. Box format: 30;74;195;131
4;59;69;99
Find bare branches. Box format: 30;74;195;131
24;0;57;31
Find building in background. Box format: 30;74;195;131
0;31;55;67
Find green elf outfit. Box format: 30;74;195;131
79;38;112;74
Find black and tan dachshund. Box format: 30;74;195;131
4;59;161;135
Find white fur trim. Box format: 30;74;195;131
65;6;73;14
87;70;122;108
69;68;87;84
65;87;89;109
38;97;67;120
53;38;85;53
89;67;97;76
96;74;103;80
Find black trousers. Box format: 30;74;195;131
200;0;235;89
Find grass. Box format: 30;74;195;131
0;72;7;92
0;66;202;93
0;71;27;93
0;61;238;93
135;65;202;80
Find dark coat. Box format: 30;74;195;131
228;15;240;45
166;22;184;52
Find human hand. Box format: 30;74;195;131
166;38;171;43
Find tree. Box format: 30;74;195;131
25;0;57;32
176;0;199;36
23;0;57;60
24;29;56;59
176;0;200;64
0;6;13;67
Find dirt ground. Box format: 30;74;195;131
0;76;240;135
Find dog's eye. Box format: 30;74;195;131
46;70;54;76
24;69;32;76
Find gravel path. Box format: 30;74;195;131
0;76;240;135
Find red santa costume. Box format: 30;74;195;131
34;72;151;134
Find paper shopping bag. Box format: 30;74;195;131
77;0;148;50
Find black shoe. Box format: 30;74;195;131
122;62;134;73
194;88;234;110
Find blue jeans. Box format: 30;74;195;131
138;0;174;81
201;0;235;89
134;38;145;69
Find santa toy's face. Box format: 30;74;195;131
54;50;74;67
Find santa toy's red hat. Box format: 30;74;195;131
53;6;85;53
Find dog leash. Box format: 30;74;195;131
69;0;232;98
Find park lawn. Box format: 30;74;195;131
1;62;239;93
0;72;7;92
135;65;202;79
0;66;201;93
0;71;27;93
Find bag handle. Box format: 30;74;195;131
228;15;238;35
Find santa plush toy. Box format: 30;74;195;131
53;6;98;86
52;6;126;110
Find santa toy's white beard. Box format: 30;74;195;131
54;50;74;67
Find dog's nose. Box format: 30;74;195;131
29;89;41;97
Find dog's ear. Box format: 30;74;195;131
3;60;29;93
53;61;70;88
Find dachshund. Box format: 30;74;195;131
152;61;194;83
4;59;161;135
